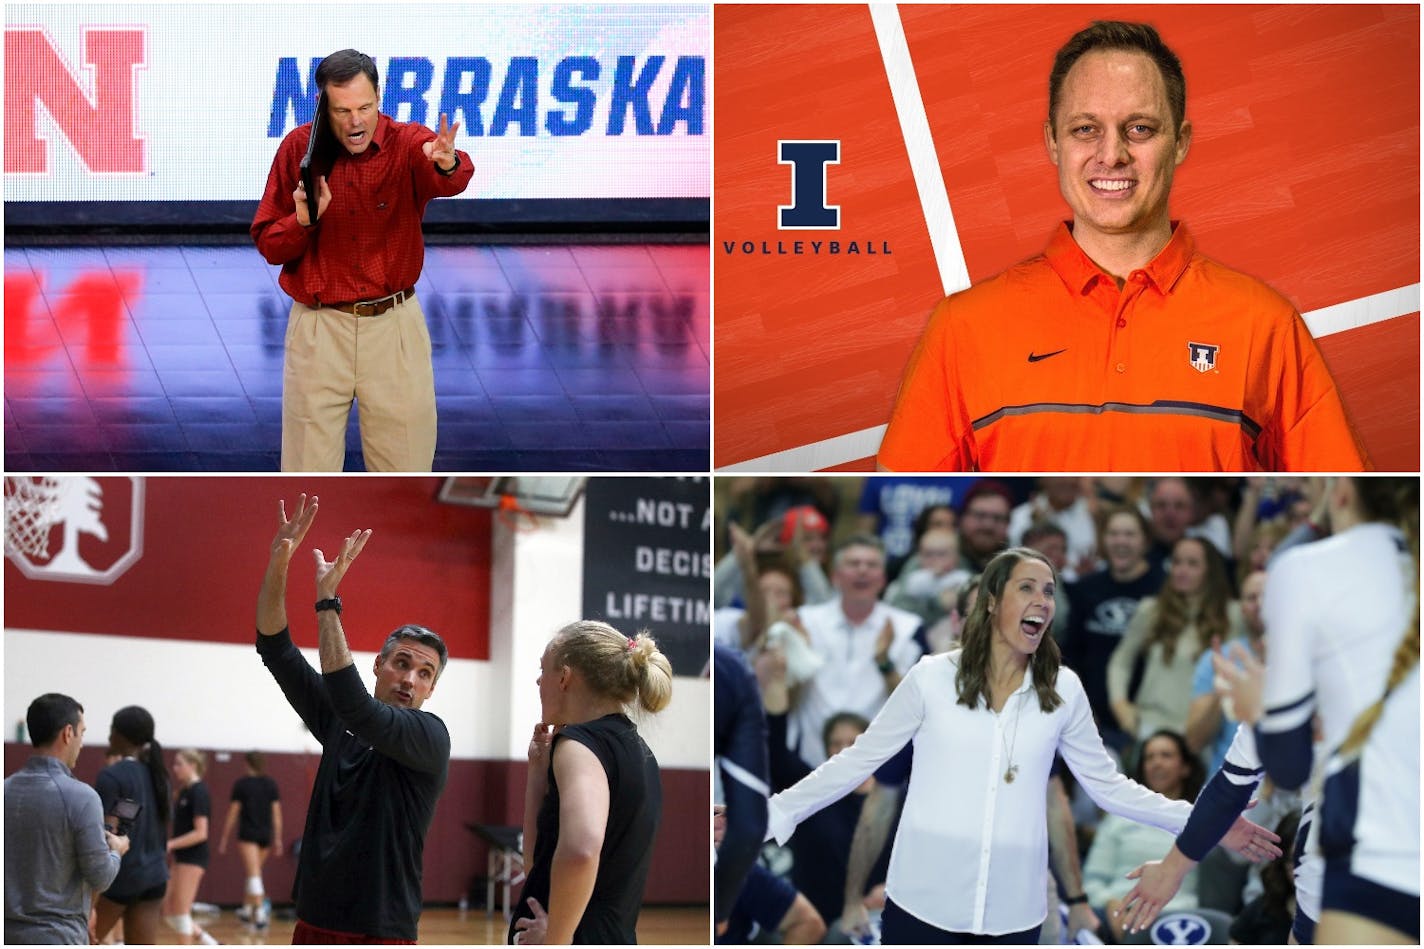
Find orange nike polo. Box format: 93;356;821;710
877;222;1369;472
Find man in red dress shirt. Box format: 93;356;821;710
252;49;473;472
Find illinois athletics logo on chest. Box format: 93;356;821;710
1187;341;1219;373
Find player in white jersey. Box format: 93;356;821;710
1216;477;1419;944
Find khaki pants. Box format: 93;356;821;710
281;295;437;471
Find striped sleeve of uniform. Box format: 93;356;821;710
1177;724;1264;861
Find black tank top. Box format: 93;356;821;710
509;714;662;944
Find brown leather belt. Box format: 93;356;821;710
321;286;416;316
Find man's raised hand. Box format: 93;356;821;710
271;494;319;566
422;113;461;171
314;528;372;600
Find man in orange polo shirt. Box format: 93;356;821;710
877;21;1368;472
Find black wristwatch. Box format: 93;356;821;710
315;596;342;614
876;656;894;675
1065;893;1089;906
436;153;460;177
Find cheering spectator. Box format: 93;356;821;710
958;481;1014;571
788;536;922;766
1108;537;1241;741
714;509;832;611
884;527;970;627
1186;569;1267;774
1145;478;1194;572
1064;506;1166;749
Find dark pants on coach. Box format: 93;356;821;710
881;897;1042;945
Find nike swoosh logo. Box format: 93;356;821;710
1027;349;1067;362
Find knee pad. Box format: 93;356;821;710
246;876;265;897
164;914;194;936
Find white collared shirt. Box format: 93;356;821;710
769;652;1191;935
789;596;923;766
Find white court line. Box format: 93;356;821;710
720;425;889;473
869;4;970;298
721;285;1420;472
1301;283;1420;339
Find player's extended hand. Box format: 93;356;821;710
512;897;548;944
1118;857;1191;935
1219;799;1282;863
313;528;371;600
1212;641;1266;725
422;112;461;171
271;494;319;566
293;175;331;227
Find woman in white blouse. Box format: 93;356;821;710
767;547;1280;943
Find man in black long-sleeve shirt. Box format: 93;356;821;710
256;493;451;942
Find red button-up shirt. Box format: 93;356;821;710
251;113;473;307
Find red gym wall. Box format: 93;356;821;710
4;477;493;658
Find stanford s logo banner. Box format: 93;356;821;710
4;27;148;174
4;477;145;584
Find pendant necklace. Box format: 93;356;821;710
1001;689;1028;783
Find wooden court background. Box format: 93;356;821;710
714;4;1420;471
155;906;705;945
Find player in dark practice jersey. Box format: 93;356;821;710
218;752;283;929
509;621;673;945
162;749;214;943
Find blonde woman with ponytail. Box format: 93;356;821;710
509;621;673;945
1216;477;1419;944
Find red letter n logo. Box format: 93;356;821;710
5;27;146;174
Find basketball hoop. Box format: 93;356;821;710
4;476;63;559
496;494;543;532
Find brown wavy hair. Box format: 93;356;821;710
955;547;1063;713
1338;478;1419;758
1150;536;1231;665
